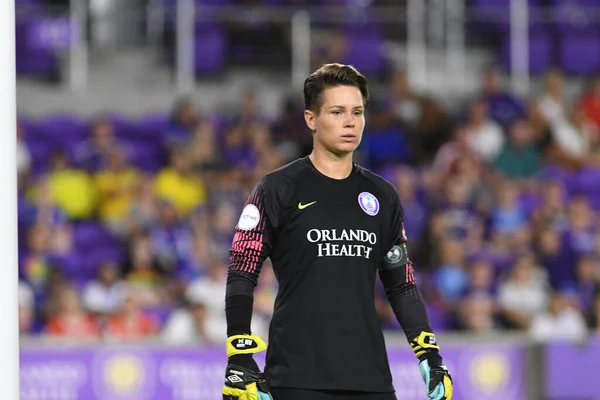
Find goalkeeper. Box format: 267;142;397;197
223;63;453;400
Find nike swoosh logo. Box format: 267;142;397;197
298;201;317;210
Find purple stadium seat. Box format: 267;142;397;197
125;140;167;172
15;17;62;78
162;0;230;26
342;14;382;36
194;28;227;74
40;115;88;142
551;0;600;32
571;167;600;197
470;0;544;35
133;122;167;139
15;0;42;5
81;248;123;272
139;113;170;132
73;222;118;251
27;16;72;52
26;140;56;175
559;31;600;74
196;0;231;5
541;165;568;178
342;33;387;75
501;29;553;74
58;254;83;275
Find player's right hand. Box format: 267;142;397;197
222;334;272;400
411;331;453;399
418;359;453;400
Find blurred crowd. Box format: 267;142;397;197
16;66;600;346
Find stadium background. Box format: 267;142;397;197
15;0;600;399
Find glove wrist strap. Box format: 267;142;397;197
410;331;440;359
226;334;267;358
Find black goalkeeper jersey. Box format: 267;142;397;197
228;156;415;393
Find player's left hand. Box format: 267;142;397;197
418;359;453;400
222;363;273;400
222;335;272;400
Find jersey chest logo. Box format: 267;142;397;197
358;192;380;216
298;201;317;210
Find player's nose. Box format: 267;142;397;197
343;116;355;128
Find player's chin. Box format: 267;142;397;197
331;145;358;157
334;139;360;152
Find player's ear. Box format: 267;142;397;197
304;109;316;132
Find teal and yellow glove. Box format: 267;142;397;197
223;335;272;400
411;332;453;400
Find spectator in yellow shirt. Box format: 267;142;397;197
95;148;141;236
154;147;207;217
46;151;98;220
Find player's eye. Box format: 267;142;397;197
332;110;342;116
354;111;363;116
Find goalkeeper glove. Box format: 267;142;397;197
411;332;453;400
223;334;273;400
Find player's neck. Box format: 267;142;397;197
309;148;353;180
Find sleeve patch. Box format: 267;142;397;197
381;243;410;270
237;204;260;230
